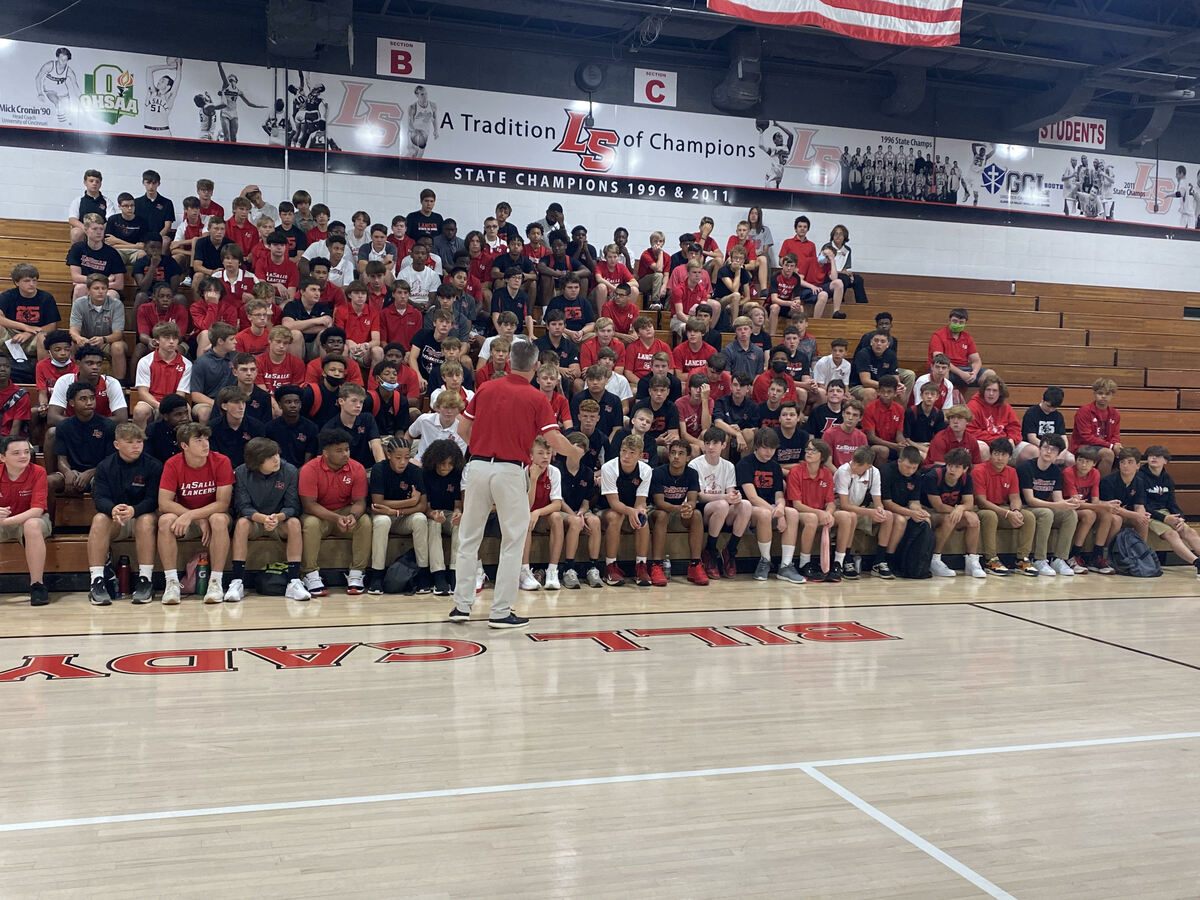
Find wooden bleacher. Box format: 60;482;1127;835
3;216;1199;575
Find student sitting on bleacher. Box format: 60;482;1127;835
0;434;50;606
967;375;1032;463
68;274;127;383
89;422;160;606
46;380;114;500
1016;434;1080;577
1137;445;1200;580
927;308;994;390
1069;378;1122;477
1021;386;1073;465
971;438;1038;577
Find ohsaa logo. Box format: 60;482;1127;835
983;162;1048;197
80;64;138;124
554;111;617;172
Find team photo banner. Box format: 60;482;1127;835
2;39;1198;230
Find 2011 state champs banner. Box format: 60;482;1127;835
2;39;1197;233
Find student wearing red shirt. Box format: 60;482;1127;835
692;216;724;278
256;325;306;394
157;422;234;605
966;374;1029;462
217;244;258;310
822;400;868;469
971;438;1038;576
387;215;416;267
299;427;371;597
195;178;224;224
35;330;77;414
304;330;365;387
672;317;716;375
675;374;713;455
1068;377;1122;476
623;317;671;386
305;203;330;245
600;284;639;344
253;233;300;304
785;439;839;581
133;320;191;428
668;261;715;338
726;220;767;292
592;244;638;313
766;253;804;336
134;282;190;374
379;280;424;350
753;353;801;405
778;216;819;288
236;299;273;356
536;364;572;429
334;279;384;372
579;318;626;373
927;405;983;467
927;307;994;388
1062;446;1112;573
862;374;906;467
225;197;260;256
0;435;51;606
637;231;670;309
248;217;275;272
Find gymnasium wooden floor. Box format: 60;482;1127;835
1;570;1199;899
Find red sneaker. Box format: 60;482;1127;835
720;547;738;578
603;563;626;587
649;563;668;586
701;549;721;580
686;563;710;585
635;562;652;587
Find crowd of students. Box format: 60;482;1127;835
0;172;1194;607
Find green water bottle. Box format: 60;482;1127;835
196;552;210;597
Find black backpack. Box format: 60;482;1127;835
1109;529;1162;577
891;520;934;579
257;562;291;596
383;549;419;594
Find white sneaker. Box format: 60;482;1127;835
475;564;488;594
1051;558;1076;577
303;571;328;596
519;567;542;591
930;557;957;577
224;579;245;603
544;569;561;590
203;580;224;604
586;567;603;588
285;578;312;601
965;555;986;579
162;579;181;605
1034;559;1056;577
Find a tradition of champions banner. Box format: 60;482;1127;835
4;39;1200;232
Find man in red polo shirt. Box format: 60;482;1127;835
334;280;383;371
299;426;371;597
380;280;424;350
254;233;300;304
928;307;994;388
668;261;715;337
157;422;233;605
256;325;306;394
0;434;51;606
451;339;583;629
225;197;259;256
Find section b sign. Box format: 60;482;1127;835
634;68;677;107
377;38;426;82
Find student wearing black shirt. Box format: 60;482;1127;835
192;221;236;276
634;375;680;460
335;385;384;470
648;440;704;585
634;368;683;404
879;445;932;565
921;447;983;577
302;356;351;429
135;173;176;241
734;428;801;582
419;437;465;595
1021;386;1068;452
492;270;533;337
542;275;594;342
774;401;808;473
409;312;452;388
145;394;192;463
368;437;429;594
208;386;265;469
571;400;611;471
556;431;603;589
1137;445;1200;575
48;381;115;497
406;189;444;240
713;373;761;456
904;381;946;458
89;421;163;605
1015;434;1078;575
534;310;580;380
850;331;900;404
755;378;787;431
571;369;624;439
265;385;319;468
105;193;151;262
806;380;847;439
281;281;334;349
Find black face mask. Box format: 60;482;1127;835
771;360;788;374
325;375;346;388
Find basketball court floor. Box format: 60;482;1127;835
1;570;1198;898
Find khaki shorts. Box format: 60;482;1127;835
246;519;288;540
0;514;51;543
855;513;878;535
116;247;141;265
1148;510;1173;538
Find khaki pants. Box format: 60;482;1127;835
423;516;459;572
977;508;1035;559
371;512;429;570
638;272;664;301
454;459;530;619
301;508;371;573
1033;507;1076;560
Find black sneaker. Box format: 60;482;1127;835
30;583;49;607
488;613;530;629
871;561;896;580
131;575;154;604
832;311;847;319
432;571;452;596
413;572;434;594
823;562;843;584
801;561;823;581
842;559;860;581
447;606;470;623
366;572;385;595
89;577;112;606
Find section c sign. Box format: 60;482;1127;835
635;68;677;107
1038;116;1107;150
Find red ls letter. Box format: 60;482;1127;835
367;640;485;662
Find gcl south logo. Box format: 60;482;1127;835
983;162;1048;198
554;111;618;173
80;64;138;124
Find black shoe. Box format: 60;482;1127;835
413;571;433;594
842;559;860;581
801;561;823;581
831;311;847;319
30;583;49;607
447;606;470;623
432;571;452;596
89;577;112;606
488;613;530;629
366;572;384;595
131;575;154;605
823;562;843;584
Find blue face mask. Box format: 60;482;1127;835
379;381;399;391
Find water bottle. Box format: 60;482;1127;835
196;552;211;597
663;556;671;578
116;555;132;596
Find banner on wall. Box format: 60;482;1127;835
1;40;1197;232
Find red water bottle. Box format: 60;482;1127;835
117;555;132;596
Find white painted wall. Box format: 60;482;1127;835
5;145;1192;292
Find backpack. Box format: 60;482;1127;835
257;562;290;596
1109;529;1162;577
891;520;934;579
383;549;419;594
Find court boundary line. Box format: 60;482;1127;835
972;603;1200;672
0;593;1193;642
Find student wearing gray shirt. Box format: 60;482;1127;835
68;273;127;382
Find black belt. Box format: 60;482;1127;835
474;455;524;466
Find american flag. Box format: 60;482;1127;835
707;0;962;47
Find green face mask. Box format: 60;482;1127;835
948;322;966;335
